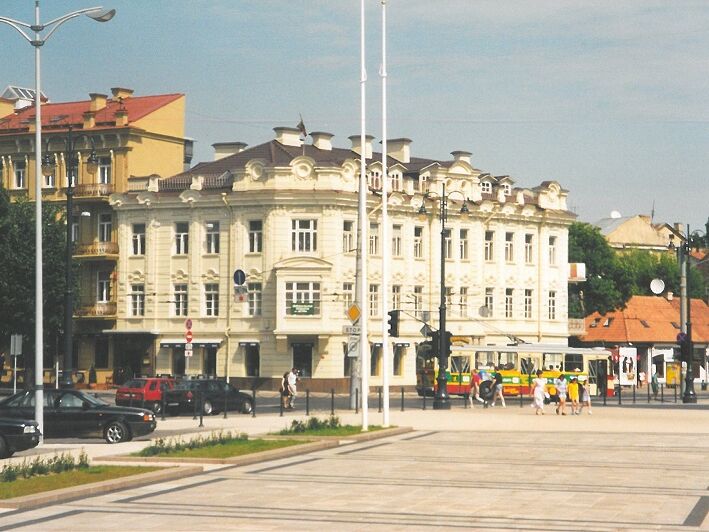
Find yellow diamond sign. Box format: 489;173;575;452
346;304;361;324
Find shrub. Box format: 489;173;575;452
138;431;248;456
0;451;86;483
281;416;341;434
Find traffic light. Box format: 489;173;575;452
387;310;400;337
678;332;691;362
443;331;452;357
428;330;452;357
430;331;440;358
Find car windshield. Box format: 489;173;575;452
78;392;110;406
122;379;147;389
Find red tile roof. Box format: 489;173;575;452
579;295;709;344
0;93;183;134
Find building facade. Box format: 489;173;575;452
110;127;576;386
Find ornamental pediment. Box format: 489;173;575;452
272;256;333;271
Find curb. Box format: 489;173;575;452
0;465;203;510
262;426;413;443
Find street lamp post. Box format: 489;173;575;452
419;185;469;410
43;128;99;388
0;1;115;431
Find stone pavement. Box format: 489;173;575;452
0;401;708;530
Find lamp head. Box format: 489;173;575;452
459;202;470;215
418;204;427;217
86;152;99;174
86;8;116;23
41;153;55;176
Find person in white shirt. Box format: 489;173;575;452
286;367;298;409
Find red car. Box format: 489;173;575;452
115;377;175;414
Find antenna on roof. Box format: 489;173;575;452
650;199;655;223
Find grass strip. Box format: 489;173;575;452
278;425;384;437
0;466;160;500
136;438;305;459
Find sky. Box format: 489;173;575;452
1;0;708;233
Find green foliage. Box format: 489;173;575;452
280;416;341;434
0;451;86;483
137;431;247;456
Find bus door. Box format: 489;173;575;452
448;354;472;395
520;356;537;393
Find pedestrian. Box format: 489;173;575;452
531;370;547;415
579;379;593;415
0;352;5;382
471;370;483;405
651;370;659;400
279;371;290;410
568;377;580;415
555;373;568;415
286;367;298;409
490;367;505;408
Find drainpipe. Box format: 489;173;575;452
222;193;233;382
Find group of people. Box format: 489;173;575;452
531;370;593;416
279;367;299;410
468;367;506;408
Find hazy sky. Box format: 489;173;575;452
2;1;707;232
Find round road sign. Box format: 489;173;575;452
233;269;246;286
185;330;193;343
185;318;193;330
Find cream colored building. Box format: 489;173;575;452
110;127;576;386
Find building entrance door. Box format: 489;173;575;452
292;343;313;377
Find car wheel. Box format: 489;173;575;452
0;436;12;459
478;381;494;401
240;400;253;415
151;401;162;415
104;421;130;444
202;400;214;416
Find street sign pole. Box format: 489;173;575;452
185;320;193;376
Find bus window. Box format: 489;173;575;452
450;356;470;374
543;353;562;371
498;352;518;370
476;351;496;369
564;354;583;373
520;357;536;375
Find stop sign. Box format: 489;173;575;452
185;330;193;343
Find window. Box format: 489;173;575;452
391;172;402;192
370;345;381;376
174;284;188;317
175;222;189;254
525;289;533;319
205;283;219;317
392;285;401;311
393;345;405;376
505;232;514;262
443;229;452;259
98;157;111;184
98;214;112;242
245;345;260;377
132;224;145;255
292;219;317;252
130;284;145;316
485;287;494;317
505;288;513;318
97;272;111;303
548;290;556;320
248;283;262;316
369;284;379;316
502;183;511;196
14;160;25;189
392;224;402;257
459;229;469;260
548;235;557;266
590;317;600;328
369;170;381;190
445;287;454;308
249;220;262;253
603;317;613;327
414;226;423;258
524;234;534;264
484;231;494;261
459;287;468;317
285;282;320;315
343;221;354;253
205;221;220;254
414;286;423;315
342;282;354;313
71;216;79;244
420;175;429;192
369;223;379;255
481;181;491;194
44;170;55;189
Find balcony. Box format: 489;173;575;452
75;302;117;319
73;242;119;260
568;318;586;336
73;183;114;199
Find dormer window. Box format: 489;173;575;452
369;170;381;190
481;181;491;194
502;183;511;196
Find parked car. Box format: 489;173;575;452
0;389;156;444
163;379;253;415
115;377;176;414
0;417;41;458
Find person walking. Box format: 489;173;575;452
555;373;568;415
568;377;580;415
286;367;298;409
471;370;483;405
651;370;659;400
579;379;593;415
531;370;547;415
490;367;506;408
279;371;290;410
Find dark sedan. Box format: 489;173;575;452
0;389;156;444
164;379;253;415
0;417;41;458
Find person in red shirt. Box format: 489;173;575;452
470;371;484;405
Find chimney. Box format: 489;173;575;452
311;131;334;151
666;291;673;301
89;93;107;112
386;138;412;163
83;111;96;129
212;142;248;161
110;87;134;100
348;134;374;159
114;109;128;127
0;97;14;118
451;150;472;165
273;126;302;147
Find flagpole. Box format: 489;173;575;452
380;0;390;427
358;0;369;431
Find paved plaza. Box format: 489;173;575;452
0;400;708;530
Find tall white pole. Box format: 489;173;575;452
33;0;44;439
380;0;390;427
359;0;369;431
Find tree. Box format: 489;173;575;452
0;188;71;364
